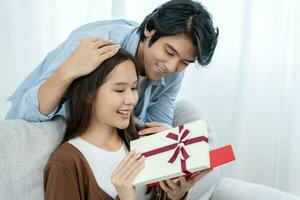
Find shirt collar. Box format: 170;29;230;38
123;27;140;57
151;77;166;86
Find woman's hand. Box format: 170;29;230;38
138;122;170;137
61;37;120;79
111;150;145;200
159;169;213;200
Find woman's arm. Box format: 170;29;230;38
44;164;81;200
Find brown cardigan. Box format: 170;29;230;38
44;143;185;200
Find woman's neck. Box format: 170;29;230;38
80;121;122;152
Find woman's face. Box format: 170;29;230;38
91;59;139;129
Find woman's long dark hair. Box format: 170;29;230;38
63;49;139;151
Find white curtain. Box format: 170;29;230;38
179;0;300;196
0;0;299;196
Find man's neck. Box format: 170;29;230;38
135;41;146;76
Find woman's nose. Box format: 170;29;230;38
125;90;138;106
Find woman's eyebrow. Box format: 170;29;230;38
113;80;138;86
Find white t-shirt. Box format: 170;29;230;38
68;137;150;199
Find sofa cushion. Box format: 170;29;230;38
0;117;66;200
0;100;218;200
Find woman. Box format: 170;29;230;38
43;47;192;200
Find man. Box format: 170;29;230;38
6;0;218;128
6;1;219;199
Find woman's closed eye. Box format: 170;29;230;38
114;88;137;93
115;89;125;93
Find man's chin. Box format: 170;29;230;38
146;71;163;81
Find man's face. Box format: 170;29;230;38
142;31;197;80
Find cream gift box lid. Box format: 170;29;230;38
131;120;210;186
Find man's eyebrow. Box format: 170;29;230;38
165;43;194;63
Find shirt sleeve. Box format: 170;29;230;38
6;82;62;121
6;36;81;122
6;23;125;122
44;163;81;200
145;72;185;128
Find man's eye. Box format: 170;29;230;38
131;87;138;91
165;48;174;56
182;61;189;66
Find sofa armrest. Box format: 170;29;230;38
0;117;66;200
210;177;300;200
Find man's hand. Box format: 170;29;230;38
62;37;120;79
138;122;170;137
159;169;213;200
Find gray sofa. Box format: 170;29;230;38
0;100;299;200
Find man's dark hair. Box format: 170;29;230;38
63;49;139;151
138;0;219;66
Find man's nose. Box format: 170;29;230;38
165;59;179;73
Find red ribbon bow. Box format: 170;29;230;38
166;125;190;163
142;124;208;176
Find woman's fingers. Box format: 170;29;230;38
159;181;172;193
113;151;142;178
187;169;212;188
119;155;145;181
165;179;180;191
112;152;145;188
112;150;137;176
111;154;143;200
126;156;146;183
178;176;188;188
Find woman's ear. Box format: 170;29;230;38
86;93;94;104
144;28;155;38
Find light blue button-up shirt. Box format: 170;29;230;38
6;19;184;127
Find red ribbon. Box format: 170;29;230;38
142;125;208;175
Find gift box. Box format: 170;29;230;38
131;120;211;187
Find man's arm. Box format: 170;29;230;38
38;38;119;116
37;64;74;116
6;37;119;121
5;37;79;121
